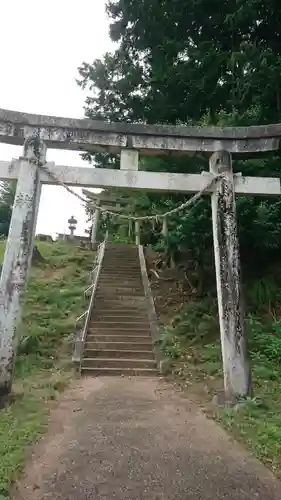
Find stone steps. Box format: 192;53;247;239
101;265;140;269
96;289;144;297
91;311;148;318
81;243;157;377
98;276;142;281
95;291;145;297
90;315;148;322
93;300;147;308
99;275;140;278
82;367;157;376
85;341;153;350
82;357;156;369
88;335;153;344
96;285;144;290
90;320;150;328
98;280;143;286
101;264;141;269
93;297;146;304
83;349;155;360
87;328;151;337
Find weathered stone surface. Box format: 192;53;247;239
210;151;251;400
1;159;281;195
0;107;281;155
0;139;46;397
91;205;101;246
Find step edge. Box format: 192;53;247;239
82;358;157;363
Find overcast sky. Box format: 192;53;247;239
0;0;113;238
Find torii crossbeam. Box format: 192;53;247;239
0;107;281;156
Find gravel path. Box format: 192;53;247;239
12;377;281;500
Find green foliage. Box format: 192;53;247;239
78;0;281;275
159;330;182;360
0;182;16;237
159;301;218;359
112;234;133;244
247;315;281;364
246;277;280;310
218;376;281;476
161;295;281;369
169;301;217;339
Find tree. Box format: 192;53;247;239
79;0;281;125
77;0;281;274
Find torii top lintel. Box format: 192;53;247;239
0;108;280;157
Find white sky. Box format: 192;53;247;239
0;0;113;238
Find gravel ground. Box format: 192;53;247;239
12;376;281;500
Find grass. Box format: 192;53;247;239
0;240;95;496
158;299;281;478
219;378;281;475
199;344;281;477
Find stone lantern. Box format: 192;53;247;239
68;215;77;238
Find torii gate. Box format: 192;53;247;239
0;108;281;401
82;189;131;246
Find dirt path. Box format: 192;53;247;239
12;377;281;500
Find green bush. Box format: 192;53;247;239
247;315;281;364
158;300;218;359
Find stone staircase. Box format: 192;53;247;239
81;244;158;376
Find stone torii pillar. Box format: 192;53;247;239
135;220;141;245
91;202;101;246
210;150;251;401
0;138;46;398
